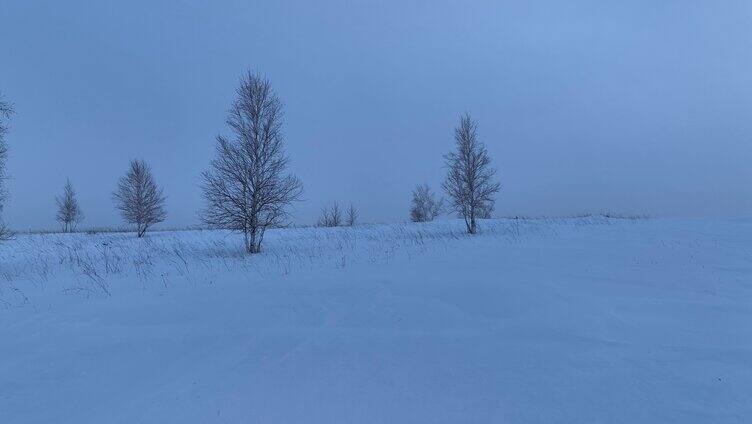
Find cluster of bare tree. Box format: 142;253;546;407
409;113;501;234
50;160;167;237
318;202;357;227
1;74;501;252
1;90;168;239
1;74;297;252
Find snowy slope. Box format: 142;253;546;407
1;218;751;423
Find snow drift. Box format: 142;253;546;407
1;217;751;423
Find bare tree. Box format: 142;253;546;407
477;202;493;219
0;92;13;240
443;113;501;234
346;203;358;226
201;72;303;253
410;183;444;223
318;202;342;227
113;159;166;237
55;179;84;232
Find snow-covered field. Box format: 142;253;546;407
1;217;751;423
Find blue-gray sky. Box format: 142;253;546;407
1;0;750;230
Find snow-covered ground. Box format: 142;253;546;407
1;217;751;423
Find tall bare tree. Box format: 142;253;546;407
318;202;342;227
201;72;302;253
55;179;84;233
0;92;13;240
346;203;358;226
113;159;166;237
443;113;501;234
410;183;443;223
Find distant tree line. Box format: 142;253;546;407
318;202;357;227
0;72;501;252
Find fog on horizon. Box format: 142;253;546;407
1;0;750;231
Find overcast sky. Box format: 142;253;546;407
1;0;750;230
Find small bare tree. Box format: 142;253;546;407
201;72;303;253
346;203;358;226
477;202;493;219
318;202;342;227
0;92;13;240
55;179;84;233
113;159;166;237
410;183;444;223
443;113;500;234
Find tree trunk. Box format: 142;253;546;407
250;229;259;253
246;226;260;254
468;208;477;234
